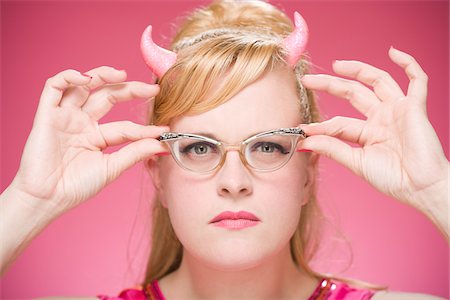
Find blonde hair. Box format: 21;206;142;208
142;0;381;291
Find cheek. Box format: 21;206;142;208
159;158;213;238
258;159;309;233
252;155;311;252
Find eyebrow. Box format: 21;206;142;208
185;127;300;142
189;132;220;140
188;130;262;142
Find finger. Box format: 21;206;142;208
105;138;168;183
85;66;127;90
38;69;92;109
300;117;366;145
298;135;364;177
332;60;405;102
59;67;127;108
98;122;169;147
388;47;428;104
82;82;160;121
301;74;379;117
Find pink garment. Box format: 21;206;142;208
97;278;375;300
309;279;375;300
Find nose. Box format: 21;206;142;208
216;150;253;199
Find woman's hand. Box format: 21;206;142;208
8;66;168;216
299;47;448;237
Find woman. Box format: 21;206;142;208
1;1;448;299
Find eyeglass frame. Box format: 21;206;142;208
157;127;308;174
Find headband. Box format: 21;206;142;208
140;11;309;78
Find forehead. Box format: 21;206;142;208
171;67;301;142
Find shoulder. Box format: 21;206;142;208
372;291;446;300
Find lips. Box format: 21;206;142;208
209;211;260;224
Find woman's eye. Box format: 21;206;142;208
193;144;208;154
182;142;216;155
260;143;275;153
253;142;288;154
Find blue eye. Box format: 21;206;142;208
252;142;289;154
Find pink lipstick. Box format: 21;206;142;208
209;211;260;230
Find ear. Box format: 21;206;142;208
301;153;319;206
145;156;168;207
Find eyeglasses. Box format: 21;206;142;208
158;128;307;173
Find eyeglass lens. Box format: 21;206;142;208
170;133;297;172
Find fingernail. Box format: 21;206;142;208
296;149;313;153
155;152;170;156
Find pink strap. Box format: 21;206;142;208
97;287;147;300
309;279;375;300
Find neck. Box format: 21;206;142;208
159;245;319;300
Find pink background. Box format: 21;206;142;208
1;0;448;298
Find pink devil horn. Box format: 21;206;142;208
140;25;177;78
282;11;309;68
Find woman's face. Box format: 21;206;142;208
154;67;315;271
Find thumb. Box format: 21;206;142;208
105;138;167;183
